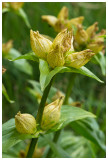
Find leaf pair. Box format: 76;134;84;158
11;52;103;91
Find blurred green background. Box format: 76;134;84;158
2;2;106;158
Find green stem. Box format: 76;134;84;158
26;138;38;158
26;77;54;158
46;73;76;158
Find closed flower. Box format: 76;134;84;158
41;96;64;130
15;111;37;134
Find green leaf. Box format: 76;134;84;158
9;51;39;62
97;52;106;76
47;105;96;133
2;84;14;103
6;48;33;75
42;66;103;91
15;8;31;28
91;52;106;76
70;118;106;152
43;135;71;158
2;119;38;152
60;130;96;158
39;59;50;91
2;140;26;158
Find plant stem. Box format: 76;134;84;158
46;73;76;158
26;138;38;158
26;77;54;158
36;77;54;124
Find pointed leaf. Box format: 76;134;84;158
70;118;106;151
91;52;106;76
15;8;31;28
39;59;50;91
6;48;33;75
2;119;38;152
2;84;14;103
43;66;103;90
9;51;39;62
47;105;96;133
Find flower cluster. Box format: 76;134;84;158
42;6;84;32
30;29;95;68
74;22;105;53
42;6;106;54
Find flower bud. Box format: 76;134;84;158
65;49;95;68
86;22;99;40
54;19;66;32
74;25;88;45
2;40;13;54
15;111;37;134
67;16;84;28
9;2;24;10
87;41;104;54
53;29;73;54
47;29;73;68
57;6;68;20
47;45;65;68
71;101;82;107
52;91;64;101
41;96;64;130
93;29;106;42
30;30;52;60
41;15;58;27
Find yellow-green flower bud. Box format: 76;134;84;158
52;91;64;101
93;29;106;42
47;45;65;68
9;2;24;10
30;30;52;60
47;29;73;68
2;40;13;54
15;111;37;134
57;6;68;20
53;28;73;54
41;96;64;130
54;19;67;32
41;15;58;27
67;16;84;29
65;49;95;68
86;22;99;40
87;41;104;54
74;25;88;45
